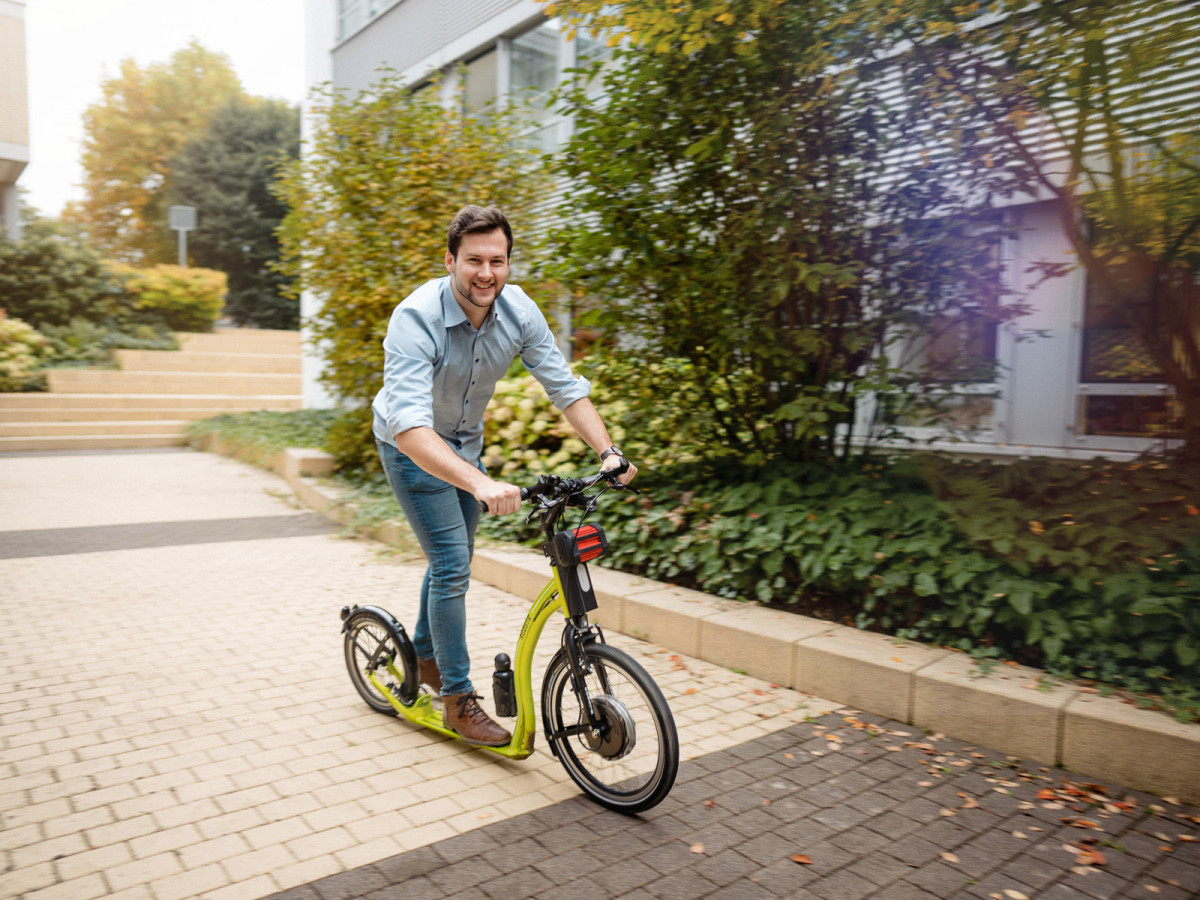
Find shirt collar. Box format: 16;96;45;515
439;276;500;332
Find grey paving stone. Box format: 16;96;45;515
258;713;1200;900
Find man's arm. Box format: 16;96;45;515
394;427;523;515
561;398;638;485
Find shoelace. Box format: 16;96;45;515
453;692;490;722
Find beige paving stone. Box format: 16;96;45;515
10;832;89;869
84;813;159;849
214;783;281;815
0;821;42;852
197;808;268;841
241;816;314;852
286;826;357;862
200;874;277;900
334;834;406;870
151;798;223;831
220;843;296;884
178;834;254;871
148;862;231;900
0;860;56;897
24;872;109;900
129;822;203;860
268;855;343;896
104;850;185;893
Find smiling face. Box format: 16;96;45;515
445;228;509;327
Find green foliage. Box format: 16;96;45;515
275;70;550;470
109;264;226;332
168;97;301;329
549;0;1032;464
0;215;128;329
37;319;178;367
479;454;1200;708
0;312;50;391
184;408;339;458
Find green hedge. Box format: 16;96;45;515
478;455;1200;717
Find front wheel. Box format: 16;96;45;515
342;608;418;713
541;642;679;813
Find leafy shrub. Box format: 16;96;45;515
478;454;1200;711
37;318;179;367
185;408;339;461
109;264;226;332
0;312;50;391
0;218;127;328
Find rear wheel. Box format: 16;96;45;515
542;642;678;813
343;609;417;713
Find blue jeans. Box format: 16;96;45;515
376;439;482;696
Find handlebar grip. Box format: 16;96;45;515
477;485;532;515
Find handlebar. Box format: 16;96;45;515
477;458;633;514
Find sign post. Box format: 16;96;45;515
167;205;197;267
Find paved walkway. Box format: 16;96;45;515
1;449;1198;900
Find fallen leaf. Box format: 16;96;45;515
1075;848;1106;866
1146;886;1161;894
684;688;698;695
1179;835;1197;842
704;799;715;809
940;851;960;863
940;809;957;817
792;854;813;865
1037;789;1058;800
690;843;705;854
962;797;980;809
1163;796;1180;804
1154;833;1172;842
1061;817;1102;830
891;656;904;662
1003;890;1029;900
1013;831;1027;839
784;753;794;759
918;781;934;787
477;812;491;819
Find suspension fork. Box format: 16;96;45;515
561;616;611;730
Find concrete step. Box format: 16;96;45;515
0;434;186;451
45;370;302;396
0;420;188;437
177;329;302;354
0;394;303;411
0;406;277;423
114;349;302;375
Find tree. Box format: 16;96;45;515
66;41;245;264
168;97;301;329
276;73;550;469
868;0;1200;457
548;0;1033;464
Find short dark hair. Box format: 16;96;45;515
447;205;513;259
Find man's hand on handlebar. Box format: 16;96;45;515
601;453;637;486
476;479;522;516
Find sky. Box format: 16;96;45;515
21;0;308;218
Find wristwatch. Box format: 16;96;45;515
600;446;624;462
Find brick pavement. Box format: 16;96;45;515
0;450;826;899
261;712;1200;900
1;449;1198;900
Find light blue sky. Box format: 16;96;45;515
22;0;306;218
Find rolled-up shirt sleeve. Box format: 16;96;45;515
379;305;439;438
519;307;591;410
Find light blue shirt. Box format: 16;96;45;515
371;276;591;463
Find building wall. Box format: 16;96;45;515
307;3;1195;461
0;0;29;242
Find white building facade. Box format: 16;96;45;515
0;0;29;243
303;0;1191;461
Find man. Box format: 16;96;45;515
371;205;636;746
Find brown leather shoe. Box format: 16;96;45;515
442;692;510;747
417;657;442;694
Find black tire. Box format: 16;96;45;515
541;642;679;813
343;609;418;713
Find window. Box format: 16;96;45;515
1078;270;1183;439
511;21;562;151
